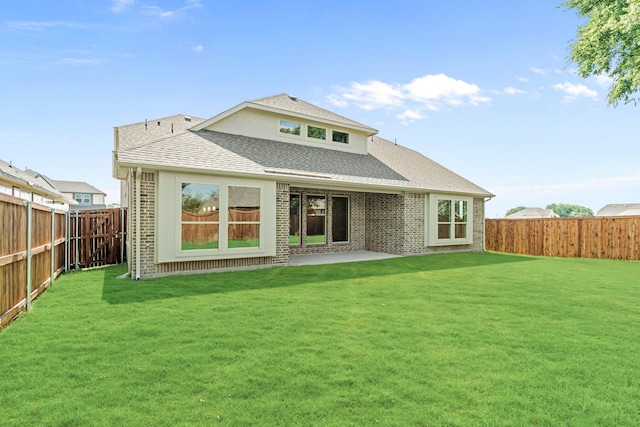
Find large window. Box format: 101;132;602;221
181;183;220;250
306;195;326;244
289;194;301;245
427;194;473;246
157;173;275;262
331;196;349;243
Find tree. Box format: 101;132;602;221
505;206;527;217
563;0;640;106
546;203;594;217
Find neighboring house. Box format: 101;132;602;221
0;159;74;210
113;93;494;279
596;203;640;216
50;180;107;210
506;208;559;219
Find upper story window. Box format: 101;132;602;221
74;193;92;205
332;130;349;144
278;118;350;145
307;125;326;140
279;119;301;136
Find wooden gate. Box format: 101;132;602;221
69;208;127;269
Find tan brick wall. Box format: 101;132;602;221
273;182;290;265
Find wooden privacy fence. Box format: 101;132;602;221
485;216;640;260
1;195;127;329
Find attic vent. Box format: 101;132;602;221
157;121;161;126
184;116;192;122
288;95;297;101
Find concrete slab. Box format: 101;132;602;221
289;250;400;266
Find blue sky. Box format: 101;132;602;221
2;0;638;217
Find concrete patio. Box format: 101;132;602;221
289;250;400;266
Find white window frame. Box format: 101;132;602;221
156;172;276;262
426;194;473;246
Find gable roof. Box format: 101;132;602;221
114;94;492;197
191;93;377;135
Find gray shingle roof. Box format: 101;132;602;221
116;114;206;151
116;129;492;196
596;203;640;216
51;180;106;195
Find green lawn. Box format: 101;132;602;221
1;252;640;426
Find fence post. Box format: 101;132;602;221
26;201;33;310
65;210;70;272
51;208;56;284
74;210;79;270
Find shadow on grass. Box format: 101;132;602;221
102;251;539;305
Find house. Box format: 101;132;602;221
0;159;74;210
113;93;494;279
596;203;640;216
49;180;107;210
506;207;559;219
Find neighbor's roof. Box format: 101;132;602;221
191;93;378;134
596;203;640;216
115;128;493;197
51;180;106;195
0;160;72;202
506;208;558;218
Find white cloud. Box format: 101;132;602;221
517;77;529;83
497;86;527;95
328;73;490;122
493;174;640;198
552;82;598;101
404;74;488;106
193;44;204;52
6;21;89;31
142;0;202;19
592;73;613;88
111;0;135;13
335;80;405;110
530;67;548;76
397;109;425;124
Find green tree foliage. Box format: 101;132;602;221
563;0;640;105
505;206;527;217
546;203;594;217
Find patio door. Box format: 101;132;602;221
332;196;349;242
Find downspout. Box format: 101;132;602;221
135;167;142;280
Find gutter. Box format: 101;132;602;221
135;167;141;280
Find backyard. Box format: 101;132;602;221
1;252;639;426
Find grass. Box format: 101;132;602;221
1;252;640;426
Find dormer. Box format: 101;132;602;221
191;93;378;155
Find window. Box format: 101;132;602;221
279;119;301;136
228;186;260;248
307;125;326;140
332;196;349;242
157;173;275;262
427;194;473;246
74;193;91;205
306;195;326;244
181;183;220;250
332;130;349;144
289;194;301;245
